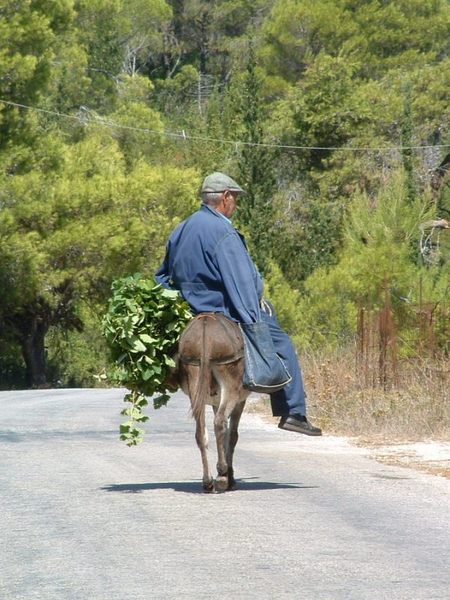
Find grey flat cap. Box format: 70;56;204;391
201;172;246;194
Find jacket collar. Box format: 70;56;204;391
199;204;249;248
200;203;232;224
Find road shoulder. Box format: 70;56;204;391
245;396;450;480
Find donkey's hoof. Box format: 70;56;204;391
214;475;229;492
227;478;237;491
203;480;215;493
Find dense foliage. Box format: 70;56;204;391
0;0;449;387
102;275;192;444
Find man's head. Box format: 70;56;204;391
201;172;245;219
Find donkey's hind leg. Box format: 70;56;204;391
226;401;245;490
196;418;214;492
212;401;229;492
185;364;214;492
213;362;246;492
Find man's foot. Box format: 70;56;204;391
278;414;322;436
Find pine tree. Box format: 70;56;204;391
234;43;277;275
401;82;416;204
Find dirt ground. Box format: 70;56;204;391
358;439;450;480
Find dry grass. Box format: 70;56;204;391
303;348;450;441
244;348;450;478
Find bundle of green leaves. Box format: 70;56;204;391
102;274;192;445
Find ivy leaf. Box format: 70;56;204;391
130;337;147;353
140;333;156;344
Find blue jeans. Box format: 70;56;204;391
261;306;307;417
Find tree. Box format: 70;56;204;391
166;0;270;80
294;170;438;349
0;129;198;386
0;0;75;146
108;73;166;167
232;43;277;275
261;0;450;84
401;82;416;204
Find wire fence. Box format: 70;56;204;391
1;98;450;153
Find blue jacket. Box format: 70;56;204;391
155;204;263;323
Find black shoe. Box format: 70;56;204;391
278;414;322;436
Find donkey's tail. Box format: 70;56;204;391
191;317;212;423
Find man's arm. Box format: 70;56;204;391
215;232;262;323
155;243;173;289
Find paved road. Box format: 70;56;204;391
0;389;449;600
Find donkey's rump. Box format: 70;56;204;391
178;313;244;365
177;312;249;492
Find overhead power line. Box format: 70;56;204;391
1;98;449;153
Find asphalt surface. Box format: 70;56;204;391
0;388;449;600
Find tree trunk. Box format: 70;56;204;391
20;318;49;388
197;11;210;77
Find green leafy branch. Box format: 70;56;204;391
102;274;192;446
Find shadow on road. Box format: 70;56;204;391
101;479;318;494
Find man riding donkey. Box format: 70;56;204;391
156;172;322;436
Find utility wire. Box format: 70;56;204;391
1;98;449;153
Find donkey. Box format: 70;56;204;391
177;313;250;492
